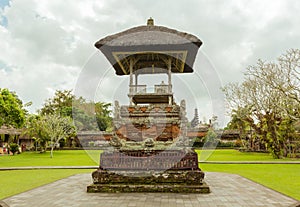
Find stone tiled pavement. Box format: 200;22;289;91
2;172;299;207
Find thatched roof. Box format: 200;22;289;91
0;126;21;135
95;25;202;48
95;19;202;75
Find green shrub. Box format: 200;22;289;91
217;141;235;148
9;143;19;155
234;139;243;147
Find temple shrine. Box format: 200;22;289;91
87;18;210;193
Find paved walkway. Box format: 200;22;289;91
2;172;299;207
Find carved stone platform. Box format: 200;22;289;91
99;149;199;170
87;170;210;193
87;149;210;193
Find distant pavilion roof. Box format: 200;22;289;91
95;18;202;75
0;126;21;135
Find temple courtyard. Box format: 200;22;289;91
3;172;298;207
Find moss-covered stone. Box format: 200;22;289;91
91;169;205;185
87;183;210;193
88;168;210;193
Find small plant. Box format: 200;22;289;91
9;143;19;155
203;128;219;148
234;139;243;147
88;141;95;147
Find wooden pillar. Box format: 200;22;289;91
168;57;172;92
130;57;133;86
135;73;138;88
168;57;172;105
129;57;134;105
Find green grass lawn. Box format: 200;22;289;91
196;149;299;161
0;150;100;199
0;149;299;201
201;164;300;201
0;169;92;199
197;149;300;200
0;150;101;167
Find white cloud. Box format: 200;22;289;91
0;0;299;124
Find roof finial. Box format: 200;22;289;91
147;17;154;26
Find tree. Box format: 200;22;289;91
0;88;26;128
273;49;300;106
23;115;48;152
40;89;112;131
23;113;76;157
42;114;76;158
95;102;112;131
246;49;300;121
203;128;218;148
223;49;300;158
40;90;75;116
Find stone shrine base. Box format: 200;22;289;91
87;183;210;193
87;169;210;193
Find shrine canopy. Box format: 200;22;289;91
95;18;202;76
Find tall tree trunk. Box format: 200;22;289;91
50;146;54;158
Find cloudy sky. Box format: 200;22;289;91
0;0;300;125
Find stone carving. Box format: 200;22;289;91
180;99;186;110
180;99;187;121
176;135;189;147
114;100;120;119
109;134;123;148
144;138;155;148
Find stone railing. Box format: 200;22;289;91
129;85;147;95
154;84;171;94
129;84;172;95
